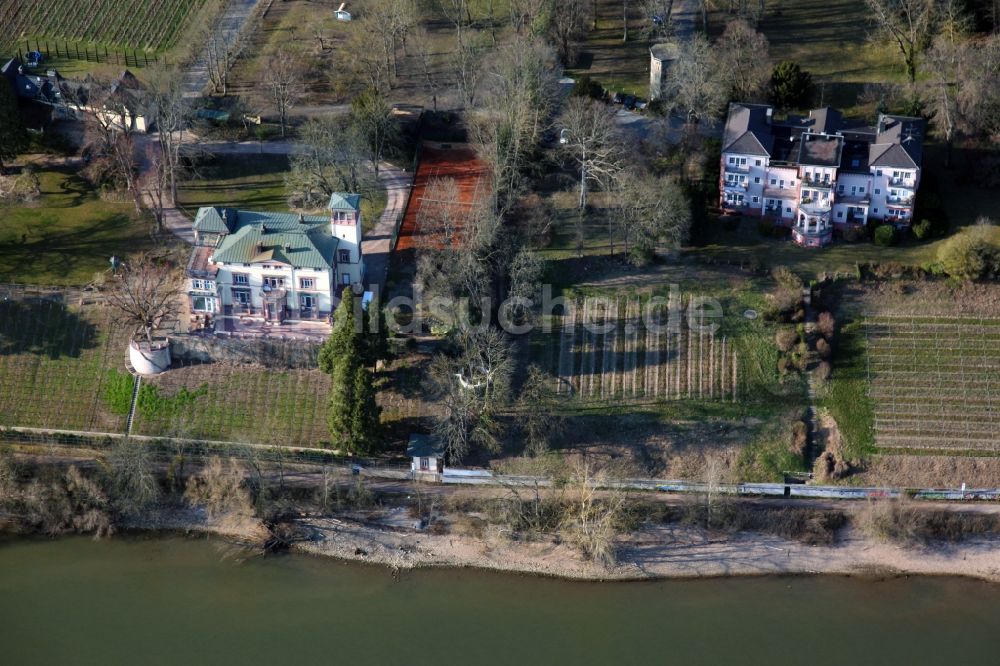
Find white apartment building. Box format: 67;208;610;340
720;104;924;247
185;193;365;334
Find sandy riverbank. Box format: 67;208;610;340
282;515;1000;583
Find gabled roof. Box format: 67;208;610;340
328;192;361;211
193;206;233;234
206;209;339;270
869;143;919;169
722;103;773;157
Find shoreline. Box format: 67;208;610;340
285;516;1000;584
13;508;1000;584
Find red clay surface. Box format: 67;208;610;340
396;142;489;252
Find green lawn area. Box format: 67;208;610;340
177;154;388;234
731;0;903;113
0;168;155;286
566;0;653;98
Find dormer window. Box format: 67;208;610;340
338;249;350;263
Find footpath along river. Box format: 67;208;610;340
1;534;999;664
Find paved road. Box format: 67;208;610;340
182;0;261;98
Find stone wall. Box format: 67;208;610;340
169;335;319;369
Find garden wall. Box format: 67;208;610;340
169;335;319;369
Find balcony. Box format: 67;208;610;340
886;195;914;206
724;162;750;174
799;197;832;214
792;225;832;247
723;180;748;192
836;192;871;205
888;176;916;189
801;175;834;189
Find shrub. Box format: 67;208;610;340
757;218;776;237
938;224;1000;281
841;224;866;243
873;224;897;247
777;357;794;374
816;337;831;359
912;218;933;240
772;266;801;290
816;312;836;340
775;327;798;353
790;421;808;456
815;360;832;381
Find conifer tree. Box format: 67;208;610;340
348;364;382;454
0;78;28;174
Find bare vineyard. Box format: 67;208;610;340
0;294;330;447
551;298;740;403
865;315;1000;452
0;0;206;52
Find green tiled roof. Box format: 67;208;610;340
209;209;339;270
193;207;231;234
327;193;361;211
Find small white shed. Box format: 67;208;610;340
407;434;444;477
335;3;352;21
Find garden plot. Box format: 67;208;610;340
548;295;748;404
865;315;1000;452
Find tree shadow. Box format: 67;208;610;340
0;299;99;359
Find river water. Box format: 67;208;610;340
2;534;999;665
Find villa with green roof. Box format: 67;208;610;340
185;193;365;335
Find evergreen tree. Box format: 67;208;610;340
327;357;357;447
319;295;358;375
320;294;382;452
768;61;813;111
348;364;382;454
0;77;29;174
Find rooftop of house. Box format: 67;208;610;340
407;434;445;458
722;103;924;171
1;58;144;112
1;58;63;104
194;208;340;271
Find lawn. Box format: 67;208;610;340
737;0;901;113
566;0;654;98
177;154;387;234
0;168;155;286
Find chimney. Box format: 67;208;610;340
765;107;772;125
299;213;304;223
338;2;346;11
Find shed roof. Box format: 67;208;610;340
328;192;361;211
407;434;444;458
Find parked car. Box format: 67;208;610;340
25;51;44;67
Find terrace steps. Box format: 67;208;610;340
124;376;141;437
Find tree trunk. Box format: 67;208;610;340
623;0;628;42
579;162;588;209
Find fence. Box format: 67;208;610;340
388;142;422;254
17;39;160;68
4;426;997;503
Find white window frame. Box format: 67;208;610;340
342;273;352;285
233;273;249;285
300;277;315;290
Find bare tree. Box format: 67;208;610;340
715;20;771;102
351;87;400;177
106;439;160;518
411;27;443;111
105;254;183;347
558;96;625;209
262;49;305;138
287;116;375;209
865;0;937;83
547;0;592;65
663;35;728;126
203;28;243;96
143;66;189;205
468;36;561;213
612;171;692;264
957;33;1000;140
559;458;629;568
642;0;676;39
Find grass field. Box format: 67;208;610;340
1;0;212;54
0;168;155;286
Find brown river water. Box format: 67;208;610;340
1;534;999;665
